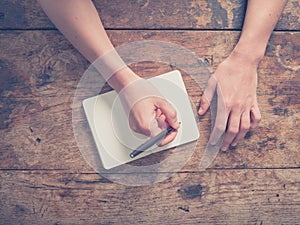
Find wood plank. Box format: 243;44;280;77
1;2;298;224
0;0;299;30
0;30;299;171
1;92;299;171
1;169;300;224
1;30;299;98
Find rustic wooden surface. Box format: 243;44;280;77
1;170;300;224
0;0;299;224
0;0;299;30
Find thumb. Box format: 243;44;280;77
199;75;217;115
155;98;180;130
198;94;210;115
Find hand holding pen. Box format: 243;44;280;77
130;125;179;158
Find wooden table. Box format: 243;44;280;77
0;0;299;224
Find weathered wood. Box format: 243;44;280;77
0;0;299;30
1;92;299;171
1;1;299;224
0;30;299;98
0;30;299;171
1;169;300;224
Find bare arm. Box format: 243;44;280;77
199;0;287;150
37;0;138;91
38;0;179;144
234;0;287;63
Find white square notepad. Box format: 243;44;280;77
83;70;199;169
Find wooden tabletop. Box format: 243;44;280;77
0;0;299;224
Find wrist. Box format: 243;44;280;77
233;37;266;66
231;44;264;67
107;67;140;93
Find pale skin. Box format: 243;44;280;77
38;0;287;149
199;0;287;150
37;0;179;146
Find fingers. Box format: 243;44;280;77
156;112;177;146
198;94;210;115
129;96;179;147
158;130;178;146
208;109;228;145
209;81;261;149
123;78;180;146
209;85;228;145
154;98;180;146
220;110;241;150
156;110;167;129
231;111;251;146
198;75;217;115
151;115;177;147
221;104;260;150
155;98;180;130
250;101;261;129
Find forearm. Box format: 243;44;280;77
37;0;138;91
38;0;114;61
233;0;287;64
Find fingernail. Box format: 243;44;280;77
198;107;203;114
231;142;237;147
209;138;218;146
210;141;217;145
221;147;227;151
174;122;180;129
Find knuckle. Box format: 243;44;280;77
256;114;262;122
168;109;177;120
159;99;177;120
216;124;226;133
222;139;230;146
224;101;232;111
241;123;250;132
235;100;243;108
250;123;257;130
223;142;230;147
158;98;167;106
228;127;239;135
253;117;261;125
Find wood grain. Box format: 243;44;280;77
0;0;299;30
0;1;300;224
1;30;299;97
1;169;300;224
0;30;299;171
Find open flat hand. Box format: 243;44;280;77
199;51;262;151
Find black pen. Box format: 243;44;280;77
129;126;175;158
